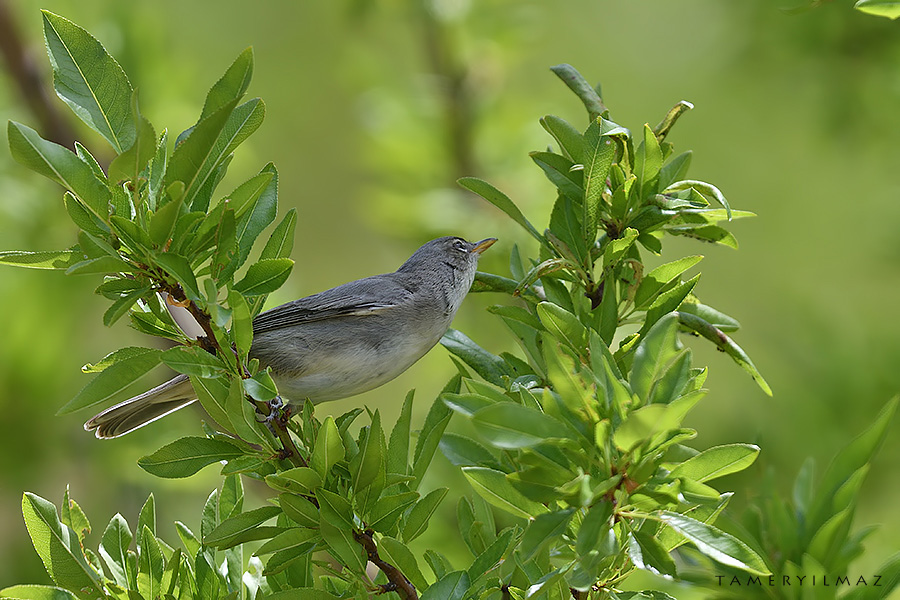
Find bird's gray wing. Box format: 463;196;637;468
252;273;416;334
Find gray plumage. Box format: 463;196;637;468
84;236;495;438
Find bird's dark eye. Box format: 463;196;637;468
453;240;467;252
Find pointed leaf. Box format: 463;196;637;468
57;348;161;414
8;122;111;220
21;493;103;597
660;511;769;575
582;117;615;243
311;416;344;478
458;177;542;242
41;11;134;152
669;444;760;483
233;258;294;296
462;467;546;519
137;436;245;478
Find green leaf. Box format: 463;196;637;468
471;403;570;449
613;391;704;451
137;436;244;478
413;379;457;489
204;506;281;546
7;122;111;220
0;249;80;270
540;114;584;162
378;537;429;591
806;397;897;532
402;487;448;543
149;194;185;247
660;511;769;575
627;529;676;577
233;258;294;296
267;468;323;497
642;275;699;334
537;301;588;352
462;467;546;519
582;117;615;243
631;312;682;402
160;346;227;378
64;192;107;235
58;348;161;414
658;151;692;190
243;369;279;401
421;570;470;600
635;124;662;199
102;285;151;327
468;528;514;582
0;586;79;600
223;377;269;446
855;0;900;18
147;130;168;210
138;493;156;537
319;519;366;573
234;163;279;264
165;98;239;208
201;47;254;120
676;312;772;396
350;411;385;492
678;299;740;332
278;493;320;528
311;416;344;479
108;93;157;183
255;527;319;556
260;207;297;260
634;256;703;309
521;508;575;561
664;180;731;220
137;526;164;600
41;11;134;152
155;252;201;302
439;433;496;468
458;177;542;242
669;444;760;483
530;151;584;201
440;329;513;386
387;390;414;475
190;375;234;433
98;513;131;588
21;493;103;598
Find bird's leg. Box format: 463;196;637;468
260;396;304;466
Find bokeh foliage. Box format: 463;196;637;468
1;1;899;597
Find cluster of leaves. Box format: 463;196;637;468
681;398;900;600
2;11;295;432
407;63;777;598
0;387;475;599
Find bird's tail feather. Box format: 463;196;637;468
84;374;196;438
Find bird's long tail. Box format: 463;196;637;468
84;374;196;438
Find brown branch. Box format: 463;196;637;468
162;282;307;467
0;0;78;149
353;528;417;599
417;2;478;183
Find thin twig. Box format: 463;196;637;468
353;528;418;599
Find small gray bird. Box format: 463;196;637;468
85;236;496;438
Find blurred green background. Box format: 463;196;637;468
1;0;898;595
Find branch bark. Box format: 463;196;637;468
353;528;418;599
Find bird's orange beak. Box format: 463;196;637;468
472;238;497;255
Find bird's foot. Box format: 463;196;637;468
261;396;292;433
